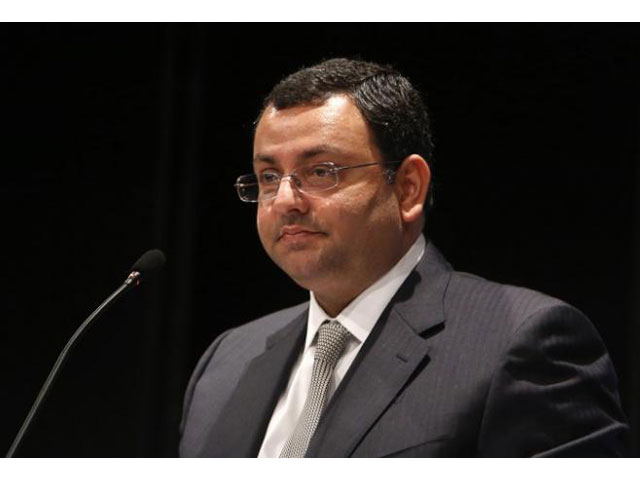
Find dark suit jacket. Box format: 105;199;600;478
179;243;629;457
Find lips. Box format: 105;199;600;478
278;225;323;241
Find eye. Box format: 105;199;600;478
309;164;333;178
258;170;281;184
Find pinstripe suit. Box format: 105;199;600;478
179;242;630;457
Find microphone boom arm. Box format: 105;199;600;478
6;278;137;458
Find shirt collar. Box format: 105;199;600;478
306;234;426;349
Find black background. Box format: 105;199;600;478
1;24;638;457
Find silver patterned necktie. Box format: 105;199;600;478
279;320;352;458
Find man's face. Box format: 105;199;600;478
254;95;406;308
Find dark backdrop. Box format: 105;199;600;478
1;23;638;457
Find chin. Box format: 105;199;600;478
271;246;343;290
280;265;318;289
274;258;323;290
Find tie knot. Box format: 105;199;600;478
315;321;351;366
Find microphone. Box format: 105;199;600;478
126;248;167;286
6;249;166;458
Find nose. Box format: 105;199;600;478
270;175;308;214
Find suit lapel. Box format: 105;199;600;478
201;310;307;457
306;242;452;457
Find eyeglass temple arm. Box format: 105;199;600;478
333;160;403;172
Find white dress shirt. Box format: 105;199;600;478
258;235;426;457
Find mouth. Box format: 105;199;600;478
278;225;324;241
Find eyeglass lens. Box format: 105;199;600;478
237;164;338;202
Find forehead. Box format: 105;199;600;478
253;95;378;164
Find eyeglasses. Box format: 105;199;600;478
235;161;401;203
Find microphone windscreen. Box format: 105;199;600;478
130;249;166;277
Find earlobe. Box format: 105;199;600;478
396;154;431;224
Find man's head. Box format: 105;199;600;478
259;58;435;214
250;58;433;315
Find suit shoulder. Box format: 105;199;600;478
231;301;309;337
450;270;569;308
445;269;588;333
202;301;309;360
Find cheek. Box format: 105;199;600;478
324;192;359;220
333;184;394;219
327;192;379;236
332;188;401;244
256;208;271;244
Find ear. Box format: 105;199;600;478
393;154;431;224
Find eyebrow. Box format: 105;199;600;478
253;144;346;165
253;154;276;165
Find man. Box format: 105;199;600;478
179;58;629;457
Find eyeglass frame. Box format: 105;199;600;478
234;160;403;203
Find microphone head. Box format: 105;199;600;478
130;249;166;278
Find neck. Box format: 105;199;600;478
313;292;354;318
